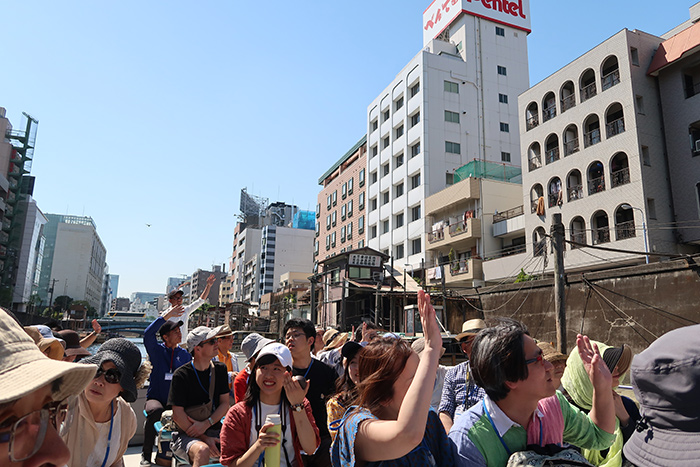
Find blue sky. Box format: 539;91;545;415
0;1;694;298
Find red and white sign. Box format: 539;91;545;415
423;0;531;45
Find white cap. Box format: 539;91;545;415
256;342;293;369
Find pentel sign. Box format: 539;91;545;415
423;0;531;45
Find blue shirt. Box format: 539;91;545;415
438;361;486;423
143;316;192;404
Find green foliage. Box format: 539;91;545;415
53;295;73;311
514;268;537;283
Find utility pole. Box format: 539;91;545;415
48;278;58;313
374;282;380;327
551;213;567;354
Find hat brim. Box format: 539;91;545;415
64;346;91;357
0;357;97;404
81;350;138;403
249;338;274;361
341;341;363;360
455;331;480;342
623;426;700;466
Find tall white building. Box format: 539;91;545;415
366;0;531;269
13;198;47;311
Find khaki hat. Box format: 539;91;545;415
537;341;567;363
24;326;65;361
455;318;487;342
215;324;234;338
322;328;348;351
1;308;97;404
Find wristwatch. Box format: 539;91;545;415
291;402;304;412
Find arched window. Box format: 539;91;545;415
560;81;576;113
570;216;586;248
563;124;579;156
592;210;610;244
615;204;636;240
526;102;539;130
548;177;563;208
530;184;544;214
567;169;583;201
580;68;597;102
543;92;557;122
528;142;542;171
533;227;547;257
583;114;601;148
605;103;625;138
610;152;630;187
588;161;606;195
601;55;620;91
545;133;560;164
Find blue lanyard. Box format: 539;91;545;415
483;399;512;456
100;400;114;467
192;361;209;396
302;358;313;379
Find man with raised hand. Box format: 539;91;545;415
448;318;615;467
165;273;217;338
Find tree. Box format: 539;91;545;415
514;268;537;283
53;295;73;312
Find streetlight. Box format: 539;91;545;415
620;203;648;264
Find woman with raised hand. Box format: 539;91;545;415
219;342;320;467
331;290;456;466
62;338;151;467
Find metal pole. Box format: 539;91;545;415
642;219;649;264
551;213;567;354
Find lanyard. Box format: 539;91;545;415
302;359;313;379
100;400;114;467
483;399;512;456
192;361;209;396
253;402;293;467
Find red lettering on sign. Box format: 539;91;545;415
424;0;525;31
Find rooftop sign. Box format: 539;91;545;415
423;0;531;45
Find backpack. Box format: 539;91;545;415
507;448;594;467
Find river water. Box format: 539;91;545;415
87;336;148;361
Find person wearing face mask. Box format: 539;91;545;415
0;307;97;467
62;338;152;467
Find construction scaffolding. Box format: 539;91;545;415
454;159;522;184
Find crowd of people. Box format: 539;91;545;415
1;286;698;467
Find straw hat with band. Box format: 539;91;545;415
322;329;348;351
80;338;144;403
537;341;568;364
215;324;234;338
455;318;487;342
1;308;97;405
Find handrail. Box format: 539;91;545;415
493;205;524;223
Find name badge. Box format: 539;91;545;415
165;372;173;381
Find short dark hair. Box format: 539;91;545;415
283;318;315;341
470;318;530;401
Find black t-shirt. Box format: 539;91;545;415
168;361;229;428
292;358;337;439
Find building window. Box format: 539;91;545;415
382;163;390;177
347;222;353;239
326;235;330;250
370;225;377;239
456;41;463;52
444;80;459;93
326;215;331;230
348;200;353;217
411;142;421;158
315;222;319;236
382;191;389;205
410;112;420;127
359;169;365;186
382;220;389;234
395;244;404;260
411;238;421;254
327;195;332;210
370;171;377;184
358;216;365;234
498;65;507;76
395;96;404;111
395;182;404;198
395;153;404;168
630;47;639;66
332;191;337;206
359;192;365;210
647;198;657;219
382;136;390;149
395;124;404;139
411;205;421;221
410;82;420;97
499;93;508;104
446;141;461;154
358;239;365;248
500;122;510;132
411;173;421;189
395;213;404;228
446;172;454;185
348;177;354;194
371;120;378;132
496;26;505;36
314;240;319;255
382;109;390;122
642;146;651;166
501;151;511;162
371;145;378;158
341;204;346;220
331;211;337;226
445;110;460;123
316;203;320;218
370;197;377;211
340;226;346;242
331;232;336;247
341;183;347;199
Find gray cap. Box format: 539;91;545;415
241;333;264;360
249;337;274;361
185;325;222;352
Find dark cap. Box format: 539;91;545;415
623;324;700;466
159;319;183;337
167;290;184;300
80;338;143;402
56;329;91;357
341;341;364;361
602;344;631;376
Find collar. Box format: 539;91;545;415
484;395;545;436
217;350;231;362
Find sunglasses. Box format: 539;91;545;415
94;367;122;384
199;338;219;347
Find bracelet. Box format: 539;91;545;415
290;402;304;412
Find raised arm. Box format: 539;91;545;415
200;274;217;301
79;319;102;348
354;290;442;462
577;334;615;434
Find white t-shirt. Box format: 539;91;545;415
249;401;297;467
86;403;123;467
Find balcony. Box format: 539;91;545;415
561;95;576;112
592;227;611;245
428;229;445;244
588;176;606;195
543;106;556;123
526;115;539;130
493;206;525;238
426;258;483;285
546;147;560;164
567;185;583;202
493;205;523;223
584;129;601;148
606;118;625;138
426;217;481;251
581;83;597;102
563;138;579;156
570;232;586;248
616;221;636;240
601;70;620;91
2;219;11;231
611;168;630;188
548;192;562;208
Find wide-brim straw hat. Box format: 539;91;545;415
455;318;487;342
1;308;97;404
537;341;568;363
24;326;65;361
322;329;348;351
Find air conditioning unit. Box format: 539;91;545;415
695;139;700;152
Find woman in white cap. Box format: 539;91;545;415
62;338;152;467
0;308;97;466
219;342;320;467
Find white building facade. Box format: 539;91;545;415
366;0;530;270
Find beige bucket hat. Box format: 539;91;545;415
0;308;97;404
455;318;487;342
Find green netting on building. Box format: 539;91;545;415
454;159;522;184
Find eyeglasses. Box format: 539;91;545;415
95;367;122;384
525;350;544;366
0;396;75;461
199;338;218;347
285;332;306;341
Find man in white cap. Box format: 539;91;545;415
438;318;488;432
0;307;97;466
168;326;231;467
